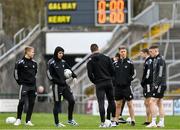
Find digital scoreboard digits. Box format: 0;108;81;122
95;0;129;26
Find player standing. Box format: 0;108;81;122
113;46;136;126
140;48;153;125
14;46;37;126
87;44;116;128
146;45;166;128
107;53;126;124
47;46;78;127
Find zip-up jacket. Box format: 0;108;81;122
153;54;166;87
47;47;76;86
14;57;37;87
114;58;136;87
141;56;153;87
47;58;76;86
87;53;114;85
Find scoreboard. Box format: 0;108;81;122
95;0;129;25
47;0;95;26
46;0;130;27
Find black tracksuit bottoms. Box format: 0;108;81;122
17;85;36;123
52;84;75;124
95;81;116;123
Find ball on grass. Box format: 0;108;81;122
105;119;112;127
5;117;16;124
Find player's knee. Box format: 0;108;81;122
29;101;35;106
54;102;60;108
157;100;163;107
69;99;75;105
144;100;148;106
29;99;35;104
116;101;121;107
53;108;59;114
149;99;154;105
127;102;133;108
18;99;25;105
109;100;115;107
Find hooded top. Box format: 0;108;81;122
53;46;64;61
47;46;77;86
87;52;114;85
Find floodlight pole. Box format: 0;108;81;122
0;4;3;30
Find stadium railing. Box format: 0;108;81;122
0;24;41;68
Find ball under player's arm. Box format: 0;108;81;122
64;62;77;78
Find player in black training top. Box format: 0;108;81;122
107;53;126;124
140;48;153;125
14;46;37;126
47;46;78;127
87;44;117;128
146;45;166;128
113;46;136;126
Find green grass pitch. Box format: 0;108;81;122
0;113;180;130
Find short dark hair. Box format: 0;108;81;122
90;44;99;52
141;48;149;54
119;46;127;51
149;45;159;49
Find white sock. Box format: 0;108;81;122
160;118;164;123
152;117;156;124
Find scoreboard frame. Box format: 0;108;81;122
46;0;95;26
95;0;131;26
46;0;132;27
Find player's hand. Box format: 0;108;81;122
73;78;77;85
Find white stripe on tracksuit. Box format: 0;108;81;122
54;84;59;102
14;69;19;80
19;85;23;100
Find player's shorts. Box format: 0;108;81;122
52;83;73;102
143;84;153;98
114;85;133;101
152;85;166;98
